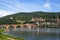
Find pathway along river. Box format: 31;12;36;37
3;28;60;40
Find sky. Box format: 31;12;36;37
0;0;60;17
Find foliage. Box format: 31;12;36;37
0;11;60;24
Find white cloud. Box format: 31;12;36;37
0;0;48;15
0;10;10;17
0;2;18;11
13;0;29;12
43;0;51;10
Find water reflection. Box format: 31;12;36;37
4;28;60;40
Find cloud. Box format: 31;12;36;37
0;2;18;11
0;0;34;12
43;0;51;10
0;0;29;12
0;10;10;17
14;0;26;10
9;0;41;12
0;0;43;12
0;0;51;16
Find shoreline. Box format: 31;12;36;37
2;33;24;40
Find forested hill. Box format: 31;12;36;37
1;11;60;19
0;11;60;24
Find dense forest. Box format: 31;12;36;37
0;11;60;24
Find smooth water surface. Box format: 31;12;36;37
4;28;60;40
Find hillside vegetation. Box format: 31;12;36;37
0;11;60;24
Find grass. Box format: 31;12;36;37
0;28;24;40
2;34;24;40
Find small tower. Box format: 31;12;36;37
56;13;59;26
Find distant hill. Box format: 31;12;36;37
0;11;60;24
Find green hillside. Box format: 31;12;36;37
0;11;60;24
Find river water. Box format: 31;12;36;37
4;28;60;40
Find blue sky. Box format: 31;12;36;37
0;0;60;17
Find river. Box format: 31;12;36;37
3;28;60;40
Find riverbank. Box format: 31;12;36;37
0;28;24;40
0;33;24;40
3;34;24;40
